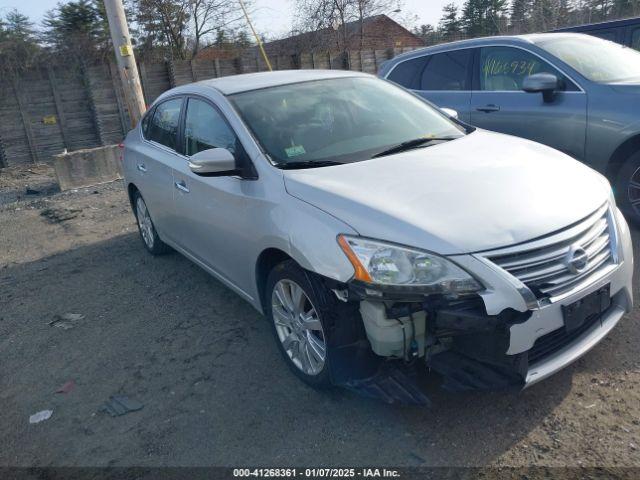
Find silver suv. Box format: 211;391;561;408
379;33;640;223
123;70;633;402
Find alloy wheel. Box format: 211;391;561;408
627;165;640;218
136;196;155;250
271;279;326;376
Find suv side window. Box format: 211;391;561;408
147;98;183;151
478;46;576;91
387;56;428;89
632;28;640;51
420;49;471;91
184;98;238;156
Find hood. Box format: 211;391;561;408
283;130;611;255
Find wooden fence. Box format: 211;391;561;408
0;46;420;168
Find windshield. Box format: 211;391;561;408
536;35;640;83
229;77;465;167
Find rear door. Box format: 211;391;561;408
386;49;473;122
415;48;474;122
133;97;184;239
469;45;587;160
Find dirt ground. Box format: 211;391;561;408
1;169;639;470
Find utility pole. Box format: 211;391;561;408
238;0;272;71
103;0;146;128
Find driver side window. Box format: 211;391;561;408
184;98;238;156
479;47;573;91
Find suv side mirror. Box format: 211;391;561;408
440;107;459;119
522;73;560;103
188;148;239;176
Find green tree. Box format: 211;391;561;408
529;0;558;31
235;29;253;48
133;0;190;60
412;24;437;44
41;0;110;63
510;0;531;32
0;9;41;72
439;3;462;39
557;0;574;28
461;0;508;36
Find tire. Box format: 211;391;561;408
265;260;332;387
615;151;640;225
133;191;172;255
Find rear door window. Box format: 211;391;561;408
147;98;183;151
387;56;428;89
420;49;471;91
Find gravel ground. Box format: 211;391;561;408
0;173;639;470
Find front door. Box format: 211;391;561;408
469;46;587;161
170;96;254;291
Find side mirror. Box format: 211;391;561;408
522;73;560;103
440;107;459;119
188;148;238;176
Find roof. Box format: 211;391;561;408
173;69;370;96
385;32;589;64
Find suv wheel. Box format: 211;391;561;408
134;192;171;255
615;151;640;225
266;260;331;387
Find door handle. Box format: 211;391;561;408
136;163;147;172
476;104;500;113
174;180;190;193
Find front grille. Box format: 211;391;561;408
484;204;616;300
528;313;602;364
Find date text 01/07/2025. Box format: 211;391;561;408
232;468;401;478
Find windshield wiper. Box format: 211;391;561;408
372;137;457;159
276;160;344;170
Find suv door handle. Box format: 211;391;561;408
174;180;190;193
476;104;500;113
136;163;147;172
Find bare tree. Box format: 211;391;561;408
354;0;399;48
134;0;248;60
189;0;251;57
294;0;402;55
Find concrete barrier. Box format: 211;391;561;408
53;145;123;191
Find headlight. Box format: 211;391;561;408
337;235;482;294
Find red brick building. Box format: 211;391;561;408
261;15;424;56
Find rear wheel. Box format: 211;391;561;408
134;192;171;255
615;151;640;225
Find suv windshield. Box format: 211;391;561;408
536;35;640;83
229;77;465;167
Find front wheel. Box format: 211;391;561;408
266;260;331;387
615;151;640;225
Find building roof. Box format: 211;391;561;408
260;14;423;55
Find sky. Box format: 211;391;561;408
0;0;465;38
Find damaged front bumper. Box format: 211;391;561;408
326;206;634;402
